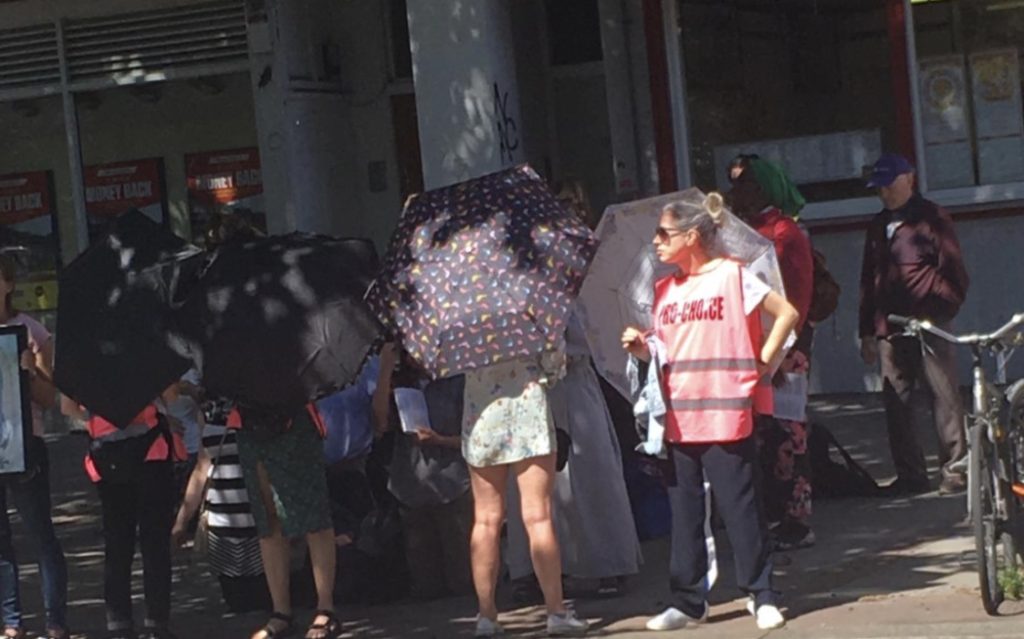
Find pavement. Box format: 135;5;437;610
7;393;1024;638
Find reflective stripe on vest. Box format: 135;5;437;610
670;397;754;411
669;358;758;372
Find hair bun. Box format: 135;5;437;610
704;192;725;225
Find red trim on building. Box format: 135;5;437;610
886;0;916;163
643;0;678;193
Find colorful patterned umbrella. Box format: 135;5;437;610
368;165;598;378
577;188;788;399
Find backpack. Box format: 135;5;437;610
807;248;840;323
765;218;840;323
807;423;880;498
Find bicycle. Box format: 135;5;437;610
889;312;1024;615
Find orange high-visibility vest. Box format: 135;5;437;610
653;260;771;444
84;405;185;482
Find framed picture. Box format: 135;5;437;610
0;325;30;474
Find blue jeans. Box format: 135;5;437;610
0;436;69;631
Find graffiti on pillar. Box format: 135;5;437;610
493;82;519;165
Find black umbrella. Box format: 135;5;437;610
171;233;383;413
54;209;195;427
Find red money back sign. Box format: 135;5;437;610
84;159;164;218
185;148;263;205
0;172;51;225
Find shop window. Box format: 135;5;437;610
76;74;261;244
0;95;64;313
679;0;898;203
913;0;1024;189
545;0;603;66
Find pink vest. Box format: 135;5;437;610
653;260;771;444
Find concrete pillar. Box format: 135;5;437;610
245;0;360;236
406;0;525;189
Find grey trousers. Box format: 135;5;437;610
879;328;967;483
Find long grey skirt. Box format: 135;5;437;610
505;357;642;579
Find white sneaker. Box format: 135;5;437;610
547;609;589;636
746;600;786;630
645;604;709;631
474;615;504;637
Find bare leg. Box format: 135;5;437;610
468;464;510;621
306;527;338;637
252;463;291;639
513;454;566;615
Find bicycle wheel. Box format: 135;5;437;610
972;422;1016;615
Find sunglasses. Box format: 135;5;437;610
654;226;687;242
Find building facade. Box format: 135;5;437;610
1;0;1021;393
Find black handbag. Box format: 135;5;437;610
89;417;172;484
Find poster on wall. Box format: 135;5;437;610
0;171;61;310
84;158;167;241
969;49;1023;139
969;49;1024;184
185;148;265;243
918;54;974;189
919;55;969;144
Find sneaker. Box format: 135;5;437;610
939;473;967;495
645;604;709;631
547;610;589;636
745;600;786;630
474;616;504;637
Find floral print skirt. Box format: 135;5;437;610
462;358;555;468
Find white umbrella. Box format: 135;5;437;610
577;187;789;399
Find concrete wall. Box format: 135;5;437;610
332;0;407;249
810;212;1024;394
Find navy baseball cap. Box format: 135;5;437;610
866;153;915;188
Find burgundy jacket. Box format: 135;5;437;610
859;194;969;338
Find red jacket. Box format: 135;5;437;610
749;208;814;332
859;194;969;337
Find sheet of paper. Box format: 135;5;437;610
394;387;432;433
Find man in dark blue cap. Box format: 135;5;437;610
859;153;970;495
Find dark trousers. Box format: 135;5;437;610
667;437;775;617
0;437;69;631
879;330;967;483
97;461;175;632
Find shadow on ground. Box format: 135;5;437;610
5;394;1021;638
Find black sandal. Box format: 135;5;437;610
305;610;341;639
253;612;294;639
